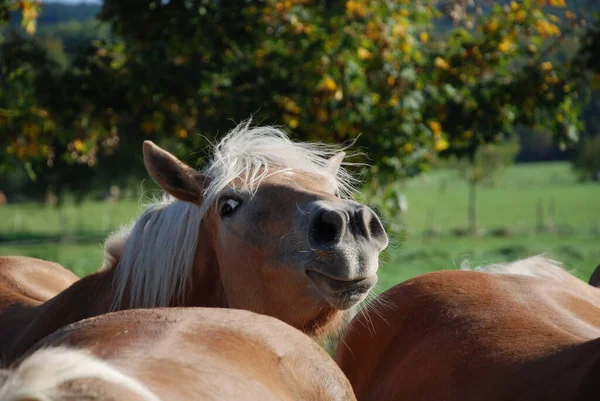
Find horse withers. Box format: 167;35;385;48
0;121;388;364
335;257;600;401
2;308;356;401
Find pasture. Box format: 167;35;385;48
1;162;598;289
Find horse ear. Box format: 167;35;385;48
589;264;600;288
326;151;346;176
142;141;207;204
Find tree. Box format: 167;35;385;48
1;0;598;205
569;11;600;181
446;140;520;235
573;135;600;181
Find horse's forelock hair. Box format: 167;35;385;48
463;255;571;280
0;347;160;401
105;120;359;311
200;120;358;211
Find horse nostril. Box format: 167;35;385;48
310;210;345;247
363;208;385;238
369;214;386;239
355;206;388;248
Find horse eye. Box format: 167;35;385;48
220;198;241;218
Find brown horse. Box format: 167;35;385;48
3;308;356;401
335;256;600;401
0;122;387;364
0;256;78;310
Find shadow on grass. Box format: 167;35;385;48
493;245;529;259
0;231;108;245
555;245;585;260
399;249;450;260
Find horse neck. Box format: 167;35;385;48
182;223;228;308
2;268;115;365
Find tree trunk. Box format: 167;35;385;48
468;178;477;236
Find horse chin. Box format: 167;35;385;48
320;291;369;311
306;269;377;311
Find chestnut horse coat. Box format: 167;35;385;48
11;308;357;401
0;256;77;310
336;257;600;401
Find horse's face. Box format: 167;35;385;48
143;140;388;333
203;170;388;329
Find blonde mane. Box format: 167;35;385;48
462;255;574;281
0;347;160;401
105;120;358;310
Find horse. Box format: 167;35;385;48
0;256;78;310
3;308;357;401
0;121;388;364
335;256;600;401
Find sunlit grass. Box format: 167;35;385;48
1;162;598;290
401;162;599;235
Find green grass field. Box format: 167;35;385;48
1;162;598;291
400;162;599;234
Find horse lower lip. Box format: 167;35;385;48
306;270;377;295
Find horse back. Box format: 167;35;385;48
336;269;600;401
0;256;78;310
33;308;356;401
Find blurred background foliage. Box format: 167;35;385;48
1;0;600;280
2;1;599;181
